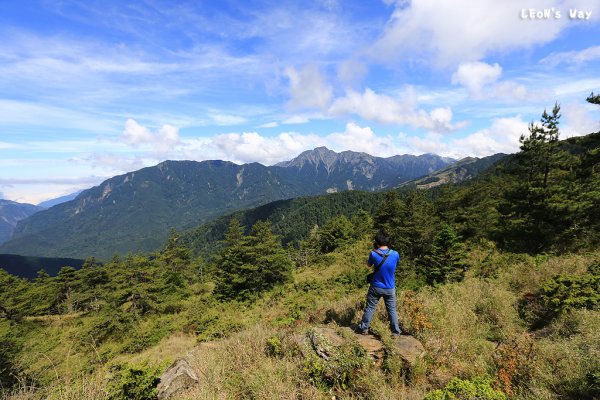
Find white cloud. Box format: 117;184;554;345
451;117;528;157
373;0;597;66
285;65;333;110
121;119;154;145
328;122;397;155
452;61;547;101
541;45;600;67
210;113;247;126
329;87;465;131
184;131;324;165
0;99;118;132
259;122;279;128
82;153;148;172
451;62;502;97
562;102;600;137
337;60;368;86
0;141;16;150
120;119;181;157
190;122;403;164
282;115;310;124
402;116;529;158
0;179;107;205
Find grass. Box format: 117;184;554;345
4;244;600;399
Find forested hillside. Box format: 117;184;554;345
0;150;453;260
1;100;599;399
0;200;42;245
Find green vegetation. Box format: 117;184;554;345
213;220;293;301
424;376;507;400
0;152;451;259
0;99;599;399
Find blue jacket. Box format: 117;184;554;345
368;248;400;289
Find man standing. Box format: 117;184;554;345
356;231;401;336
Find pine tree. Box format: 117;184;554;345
214;220;292;301
350;209;374;240
318;215;354;253
587;92;600;106
420;224;467;285
245;221;293;293
499;104;569;251
159;228;191;287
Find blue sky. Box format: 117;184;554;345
1;0;599;204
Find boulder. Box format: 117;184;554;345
393;335;426;367
308;327;385;365
157;358;198;400
309;327;344;360
353;332;385;366
298;326;425;370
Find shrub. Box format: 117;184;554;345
265;336;283;358
540;274;599;314
493;335;536;396
399;290;432;336
106;362;164;400
424;376;507;400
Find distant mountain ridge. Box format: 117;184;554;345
0;200;43;245
400;153;508;189
37;190;83;208
0;148;455;259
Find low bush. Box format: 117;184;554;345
424;376;507;400
106;362;164;400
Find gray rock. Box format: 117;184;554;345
302;326;425;370
309;327;344;360
157;358;198;400
393;335;426;366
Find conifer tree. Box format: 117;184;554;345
214;219;292;301
420;224;467;285
587;92;600;106
350;209;374;240
160;228;191;287
245;221;293;293
318;215;354;252
376;190;437;260
500;103;569;251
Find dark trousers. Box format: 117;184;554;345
358;285;400;334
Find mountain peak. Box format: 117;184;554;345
276;147;339;168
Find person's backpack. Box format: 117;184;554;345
366;249;392;284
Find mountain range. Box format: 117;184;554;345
0;148;455;259
0;200;43;245
37;190;82;208
400;153;508;189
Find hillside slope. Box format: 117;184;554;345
0;200;42;244
1;149;453;259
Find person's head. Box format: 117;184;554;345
374;230;390;248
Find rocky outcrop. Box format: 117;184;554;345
299;326;424;369
157;358;198;400
393;335;426;366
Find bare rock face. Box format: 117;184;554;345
304;326;425;369
307;327;385;366
157;358;198;400
393;335;426;367
309;327;345;360
353;332;385;366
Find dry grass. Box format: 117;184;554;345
6;246;599;399
178;324;324;400
113;331;196;366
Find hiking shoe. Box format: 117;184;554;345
352;325;369;335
